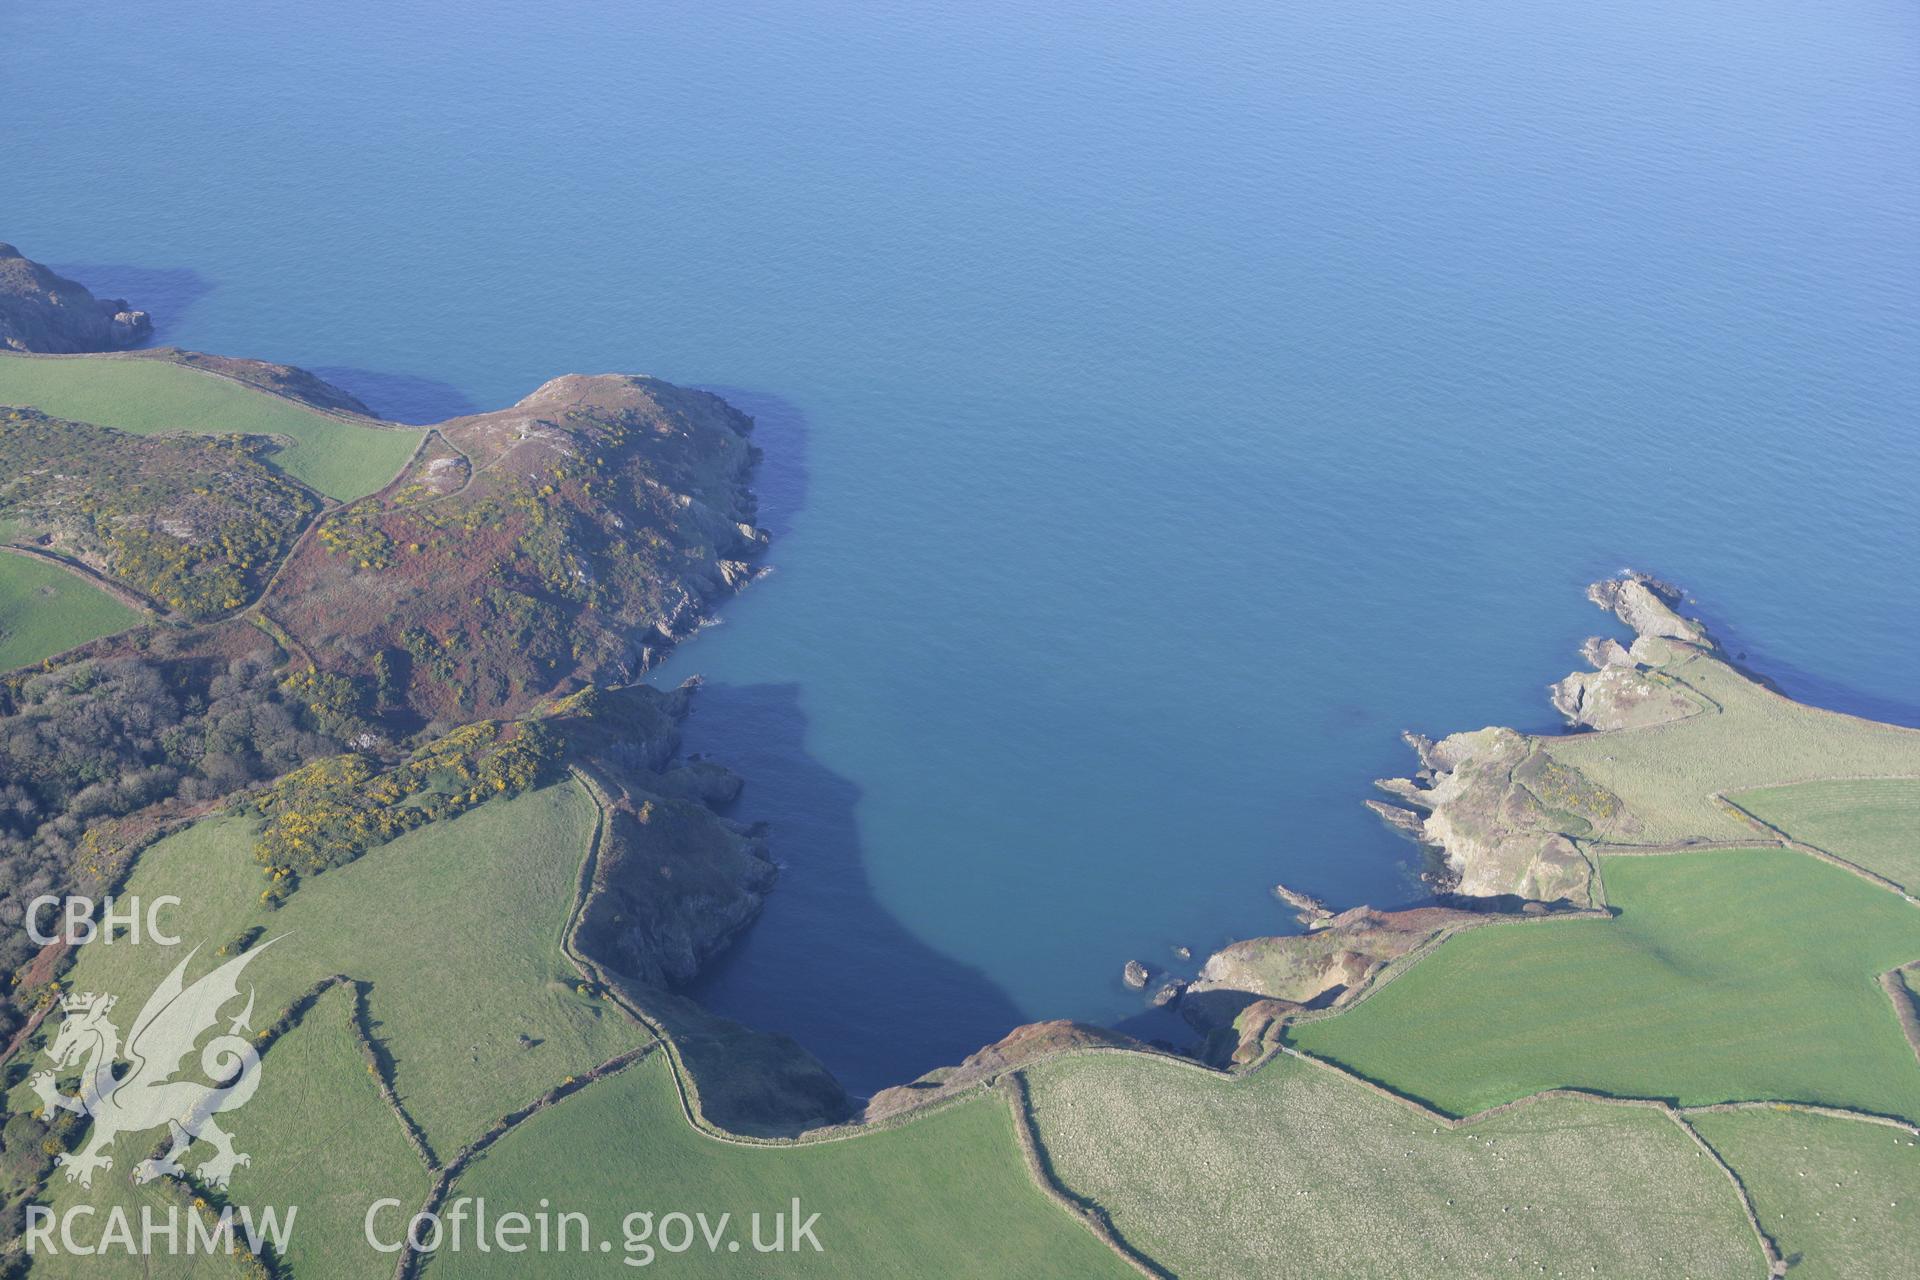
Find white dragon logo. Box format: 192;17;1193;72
30;942;275;1189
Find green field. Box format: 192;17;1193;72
0;354;420;500
1024;1051;1762;1279
433;1055;1131;1279
12;774;1129;1279
27;986;431;1280
1689;1108;1920;1280
221;985;435;1280
1545;650;1920;846
15;778;648;1156
1735;777;1920;892
1290;849;1920;1122
0;551;140;670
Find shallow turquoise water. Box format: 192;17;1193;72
7;0;1917;1092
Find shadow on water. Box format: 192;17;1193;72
53;261;214;345
309;367;481;424
697;385;810;540
676;681;1029;1098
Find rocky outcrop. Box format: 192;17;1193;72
1272;882;1332;927
1548;573;1715;731
1185;905;1476;1011
1122;959;1151;989
1586;573;1711;647
1147;577;1700;1072
561;686;779;989
1369;727;1623;905
1362;574;1713;904
1177;904;1486;1066
0;244;152;352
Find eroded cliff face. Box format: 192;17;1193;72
0;244;152;353
863;1020;1148;1122
1368;727;1624;906
558;685;778;990
1548;577;1714;731
1366;573;1717;906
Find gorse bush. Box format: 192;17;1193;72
251;719;562;903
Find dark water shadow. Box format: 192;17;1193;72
309;367;481;425
696;386;810;540
1109;1001;1203;1052
52;261;214;345
674;681;1028;1098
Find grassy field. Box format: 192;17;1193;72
1544;649;1920;845
14;778;648;1155
25;986;432;1280
220;985;435;1280
0;353;420;500
1290;849;1920;1122
1024;1050;1762;1279
1690;1108;1920;1280
12;772;1129;1279
1734;777;1920;892
0;551;139;669
432;1054;1132;1279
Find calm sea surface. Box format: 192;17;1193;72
7;0;1917;1092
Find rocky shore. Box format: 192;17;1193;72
1363;572;1715;905
1094;573;1733;1066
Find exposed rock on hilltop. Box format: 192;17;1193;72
0;244;152;353
268;373;766;723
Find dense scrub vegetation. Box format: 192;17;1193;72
251;719;560;902
0;650;342;999
0;408;315;617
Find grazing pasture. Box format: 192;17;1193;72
0;353;420;500
1735;776;1920;892
1289;849;1920;1123
0;551;139;670
435;1055;1132;1279
1689;1107;1920;1280
1024;1050;1761;1280
14;779;644;1156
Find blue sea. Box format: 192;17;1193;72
7;0;1916;1094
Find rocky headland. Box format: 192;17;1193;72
0;243;152;352
1363;573;1717;906
1105;573;1743;1066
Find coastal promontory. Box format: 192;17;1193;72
0;243;152;353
